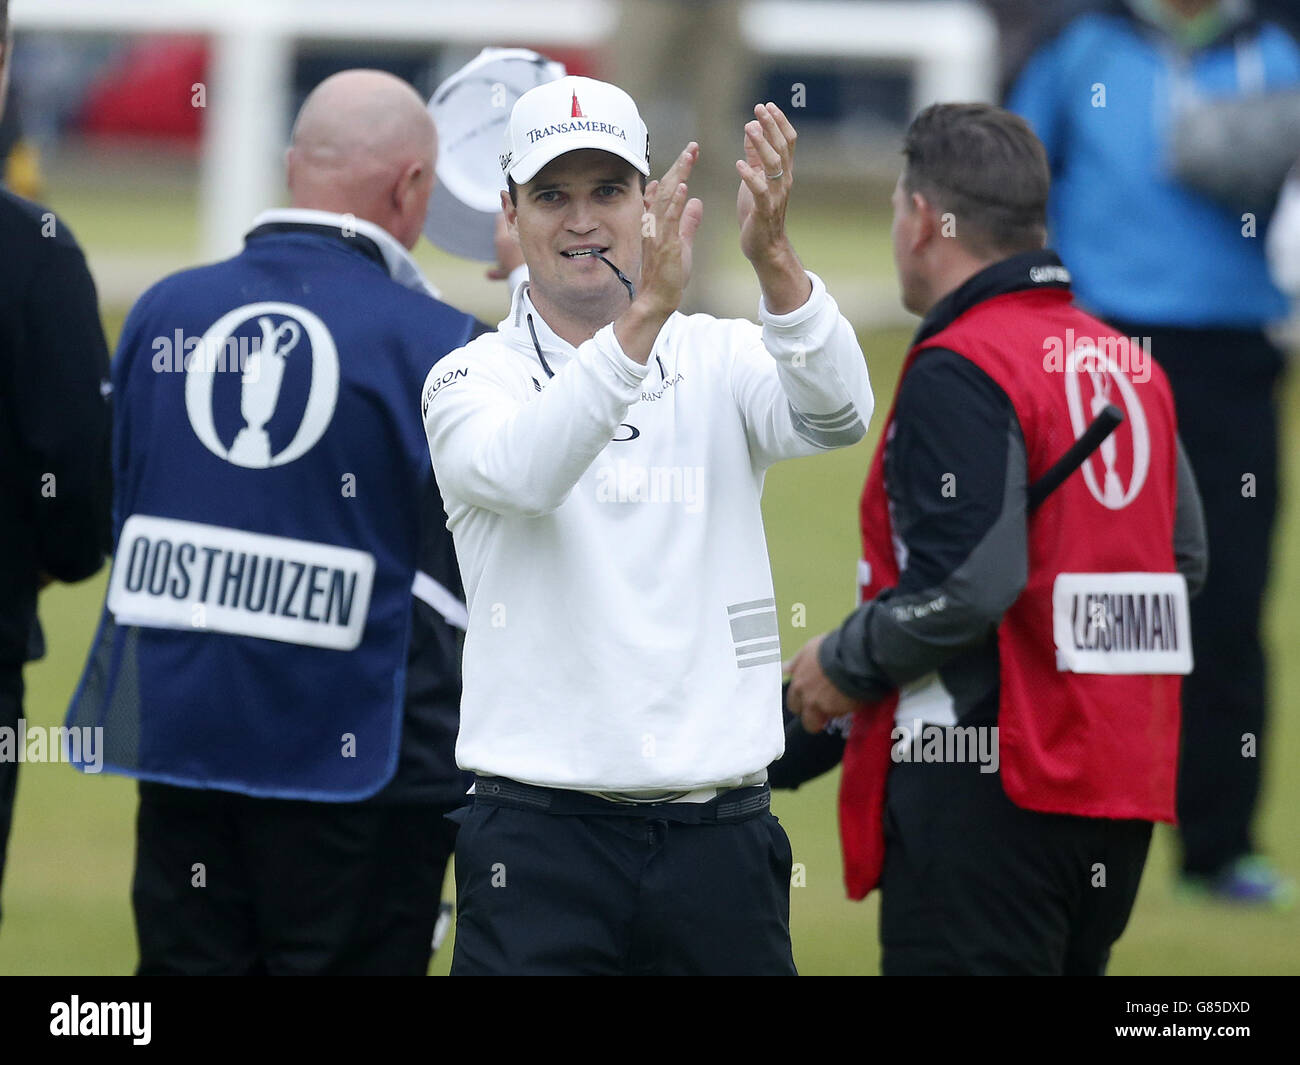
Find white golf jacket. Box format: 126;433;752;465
422;273;872;792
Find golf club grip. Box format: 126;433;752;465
1027;404;1125;511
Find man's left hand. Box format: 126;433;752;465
785;633;862;733
736;102;810;313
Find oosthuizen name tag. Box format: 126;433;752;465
1052;572;1192;675
108;515;375;651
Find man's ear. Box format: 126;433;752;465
501;188;518;235
908;190;941;255
395;159;425;211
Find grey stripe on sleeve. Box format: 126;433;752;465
729;611;779;642
737;652;783;669
788;405;866;449
796;402;860;428
728;599;781;668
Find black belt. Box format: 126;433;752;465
471;775;771;824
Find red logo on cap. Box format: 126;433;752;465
571;92;584;118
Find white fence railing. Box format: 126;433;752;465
12;0;996;259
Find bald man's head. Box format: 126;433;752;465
287;70;437;250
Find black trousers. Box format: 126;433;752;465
879;758;1152;975
449;781;797;975
133;781;460;975
0;666;21;927
1113;322;1285;875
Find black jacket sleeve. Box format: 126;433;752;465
1173;436;1208;597
817;350;1028;701
771;351;1021;788
818;349;1211;699
767;681;850;789
18;225;113;582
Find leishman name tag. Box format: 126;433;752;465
1052;572;1192;675
108;515;375;651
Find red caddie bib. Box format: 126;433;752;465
839;287;1187;900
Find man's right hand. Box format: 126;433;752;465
639;143;704;315
486;212;525;281
614;143;703;364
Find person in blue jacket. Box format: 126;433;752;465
1009;0;1300;907
66;69;505;973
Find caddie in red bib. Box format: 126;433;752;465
781;103;1207;975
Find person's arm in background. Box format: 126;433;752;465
767;682;849;790
1174;435;1208;597
20;218;112;585
1266;163;1300;299
486;211;528;293
1258;19;1300;87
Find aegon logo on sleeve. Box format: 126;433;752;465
1052;572;1192;675
421;366;469;419
108;515;375;651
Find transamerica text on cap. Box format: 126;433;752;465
526;120;627;144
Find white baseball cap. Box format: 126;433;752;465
501;75;650;185
424;47;567;260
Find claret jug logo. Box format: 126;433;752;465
185;302;339;469
1063;339;1150;510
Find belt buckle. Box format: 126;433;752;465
592;788;700;804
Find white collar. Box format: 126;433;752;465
247;208;442;300
503;281;579;373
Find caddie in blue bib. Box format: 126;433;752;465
67;212;482;800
